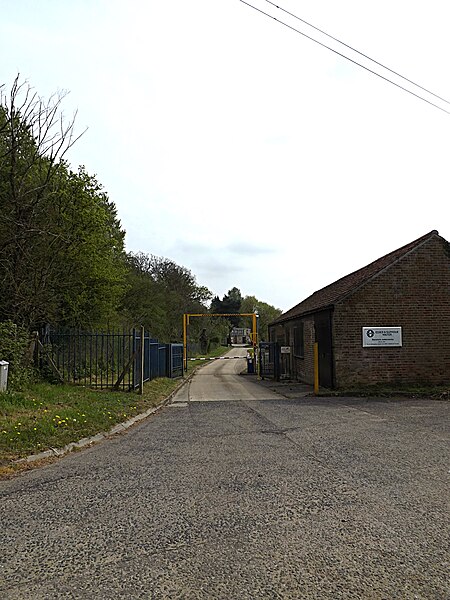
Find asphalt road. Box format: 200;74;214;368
0;351;449;599
181;346;282;403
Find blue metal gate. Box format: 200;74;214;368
134;331;184;389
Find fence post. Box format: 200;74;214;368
139;326;145;395
167;344;172;378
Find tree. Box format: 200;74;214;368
0;76;126;328
240;295;282;342
210;287;243;328
120;252;167;336
222;287;242;314
121;252;212;341
50;166;126;327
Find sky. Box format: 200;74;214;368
2;0;449;312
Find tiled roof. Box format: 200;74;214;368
272;230;441;324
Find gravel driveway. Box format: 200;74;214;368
0;372;448;598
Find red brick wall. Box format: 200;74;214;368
333;236;450;387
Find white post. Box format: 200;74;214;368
0;361;9;392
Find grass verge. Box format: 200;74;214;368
0;346;232;478
0;377;181;476
185;345;231;370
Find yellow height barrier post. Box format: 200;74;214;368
183;313;189;371
313;342;319;395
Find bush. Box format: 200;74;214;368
0;321;35;390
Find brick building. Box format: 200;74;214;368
269;230;450;388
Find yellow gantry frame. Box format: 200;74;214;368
183;313;258;370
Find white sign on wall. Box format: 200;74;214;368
362;327;402;347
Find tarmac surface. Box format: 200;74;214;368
0;353;449;599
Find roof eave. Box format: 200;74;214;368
269;303;335;326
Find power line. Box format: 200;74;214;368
263;0;450;106
239;0;450;115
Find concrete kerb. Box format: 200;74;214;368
14;371;196;465
13;363;312;467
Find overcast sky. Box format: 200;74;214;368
2;0;449;312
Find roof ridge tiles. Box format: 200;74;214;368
273;230;441;324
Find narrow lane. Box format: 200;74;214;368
180;347;282;403
0;357;448;599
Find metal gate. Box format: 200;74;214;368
169;344;183;378
133;334;183;390
259;342;280;380
37;328;184;390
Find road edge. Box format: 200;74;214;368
14;370;196;466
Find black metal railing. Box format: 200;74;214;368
37;328;183;390
259;341;280;380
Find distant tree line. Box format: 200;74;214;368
0;76;281;344
210;287;282;341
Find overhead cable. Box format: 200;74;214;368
263;0;450;106
239;0;450;115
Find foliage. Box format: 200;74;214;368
210;288;282;341
240;295;282;341
121;252;212;341
210;287;243;327
0;77;126;328
0;321;34;389
50;166;127;327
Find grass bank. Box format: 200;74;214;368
0;378;180;474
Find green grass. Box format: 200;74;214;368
0;345;232;476
185;345;231;370
0;378;180;468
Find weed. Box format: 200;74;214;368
0;378;179;464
